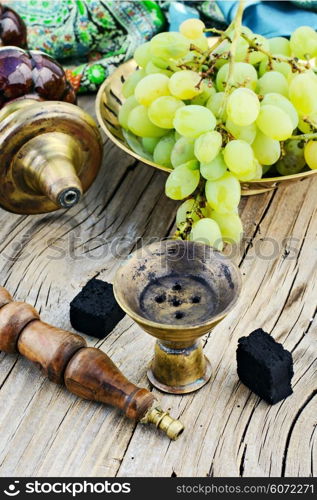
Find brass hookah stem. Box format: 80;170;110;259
0;287;184;440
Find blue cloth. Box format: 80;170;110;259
168;2;199;32
216;1;317;37
168;1;317;38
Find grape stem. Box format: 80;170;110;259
174;187;207;240
240;32;310;72
199;21;236;67
290;133;317;140
220;0;245;118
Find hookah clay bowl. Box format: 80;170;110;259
114;239;242;394
96;59;317;196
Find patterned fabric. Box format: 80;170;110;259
292;0;317;10
10;0;166;93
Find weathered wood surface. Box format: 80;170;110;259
0;95;316;478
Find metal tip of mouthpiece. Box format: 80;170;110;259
141;406;184;440
57;188;81;208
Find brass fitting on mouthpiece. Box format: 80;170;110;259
141;404;184;440
0;99;102;214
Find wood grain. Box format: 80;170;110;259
0;95;315;477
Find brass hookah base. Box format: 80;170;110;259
148;339;213;394
0;99;103;214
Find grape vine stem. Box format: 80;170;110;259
220;0;245;118
291;133;317;140
240;32;309;72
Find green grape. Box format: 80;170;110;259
151;54;171;70
176;199;214;226
150;32;190;60
223;140;254;176
211;211;243;244
257;71;289;97
269;37;291;56
135;74;170;106
216;27;253;64
122;69;146;98
180;18;205;39
176;199;200;226
212;41;229;69
174;131;182;141
226;88;260;126
298;117;311;134
200;153;227;181
191;83;216;105
273;58;292;79
262;93;298;129
215;37;248;64
169;70;203;100
181;159;200;170
304;141;317;170
247;33;269;65
153;134;175;167
128;105;166;137
259;56;292;79
142;137;160;154
171;136;195;167
194;131;222;163
145;61;173;77
255;161;263;179
298;112;317;133
206;91;226;119
216;62;258;91
290;26;317;59
226;120;256;144
134;42;152;67
173;105;216;138
234;161;257;181
276;139;306;175
165;163;200;200
252;130;281;165
191;35;208;52
189;218;223;251
289;72;317;115
118;96;138;129
148;96;185;129
256;105;294;141
258;57;269;77
205;172;241;213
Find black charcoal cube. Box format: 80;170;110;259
237;329;294;405
70;278;125;338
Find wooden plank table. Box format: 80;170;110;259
0;95;316;478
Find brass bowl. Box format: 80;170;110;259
96;59;317;196
114;239;242;394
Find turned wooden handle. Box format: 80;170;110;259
65;348;155;421
0;287;155;421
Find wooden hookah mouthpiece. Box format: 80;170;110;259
0;287;184;440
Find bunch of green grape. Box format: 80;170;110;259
118;18;317;251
